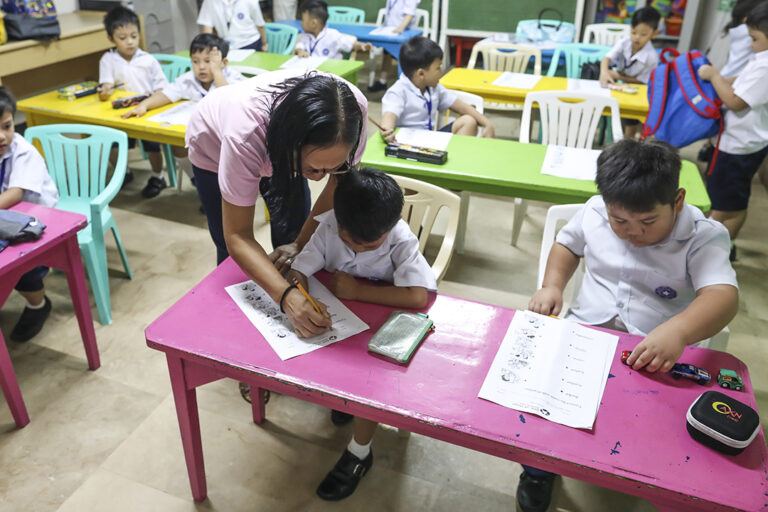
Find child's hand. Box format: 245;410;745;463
360;42;373;52
698;64;717;82
627;323;688;373
295;49;310;58
261;41;269;53
393;27;405;34
122;104;147;118
528;286;563;316
480;120;495;138
599;70;615;87
97;83;114;100
379;126;395;143
209;47;224;70
331;271;358;300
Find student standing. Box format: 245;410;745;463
198;0;269;51
294;0;372;60
368;0;421;92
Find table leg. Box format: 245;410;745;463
167;355;207;502
455;38;463;67
0;332;30;428
62;237;100;370
249;387;267;425
456;191;470;254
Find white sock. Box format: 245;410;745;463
347;438;371;460
152;171;164;179
378;78;387;84
26;298;46;309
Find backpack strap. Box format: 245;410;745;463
673;51;722;120
707;118;725;176
642;61;671;138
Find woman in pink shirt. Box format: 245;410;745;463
186;69;368;336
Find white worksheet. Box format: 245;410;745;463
491;71;542;90
540;145;601;181
479;311;618;429
146;101;197;126
226;49;255;62
395;127;452;151
225;277;369;360
370;26;398;36
279;55;328;71
566;78;612;98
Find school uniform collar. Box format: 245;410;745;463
626;39;654;65
753;49;768;62
306;26;328;44
0;135;17;163
399;73;433;98
591;195;696;246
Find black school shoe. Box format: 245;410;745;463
316;449;373;501
368;80;387;92
142;176;167;198
516;470;556;512
10;296;52;342
121;170;134;189
331;409;354;426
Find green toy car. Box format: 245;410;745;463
717;369;744;391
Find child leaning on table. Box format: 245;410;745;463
294;0;372;60
287;167;436;502
379;36;494;141
0;87;59;342
369;0;421;92
97;6;170;199
519;139;739;512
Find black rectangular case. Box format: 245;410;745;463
385;142;447;165
686;391;760;455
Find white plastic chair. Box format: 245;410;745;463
230;65;268;78
467;43;542;74
375;7;432;40
537;204;584;312
583;23;631;46
390;175;461;283
512;91;622;245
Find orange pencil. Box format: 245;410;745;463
293;279;322;314
368;115;385;131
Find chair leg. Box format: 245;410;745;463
511;198;528;246
81;241;112;325
456;191;470;254
162;144;178;188
110;224;133;280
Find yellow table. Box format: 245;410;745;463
440;68;649;122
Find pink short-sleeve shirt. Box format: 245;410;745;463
186;68;369;207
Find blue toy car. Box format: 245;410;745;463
670;363;710;385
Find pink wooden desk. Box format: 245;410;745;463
0;202;99;428
145;259;767;511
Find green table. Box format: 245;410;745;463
176;51;363;85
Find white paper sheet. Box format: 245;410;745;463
145;101;197;126
279;55;329;71
566;78;612;98
225;277;369;360
491;72;542;90
479;311;618;429
226;49;255;62
540;145;602;181
369;26;398;36
395;127;452;151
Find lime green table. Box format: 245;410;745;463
176;51;363;86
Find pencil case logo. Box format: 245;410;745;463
712;401;742;422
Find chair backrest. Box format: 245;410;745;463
375;7;432;39
439;89;484;135
467;43;542;75
25;124;128;204
390;175;461;283
152;54;192;82
520;91;622;148
229;65;268;78
328;6;365;24
265;23;298;55
537;204;584;306
546;43;612;78
583;23;630;46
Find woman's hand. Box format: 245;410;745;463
282;287;332;337
269;242;300;274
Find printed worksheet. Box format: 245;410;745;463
395;127;452;151
370;26;398;36
279;55;328;71
566;78;613;98
491;72;542;90
226;49;255;62
146;101;197;126
540;145;601;181
225;277;369;360
479;311;618;429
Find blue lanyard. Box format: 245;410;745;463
309;33;325;56
0;159;6;190
423;89;433;131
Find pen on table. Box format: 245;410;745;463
292;279;322;314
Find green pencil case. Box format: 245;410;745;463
367;311;434;364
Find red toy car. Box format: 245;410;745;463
621;350;632;365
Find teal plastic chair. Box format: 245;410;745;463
327;6;365;24
546;43;612;78
25;124;133;325
265;23;298;55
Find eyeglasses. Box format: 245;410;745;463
302;162;353;177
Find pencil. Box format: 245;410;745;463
368;115;385;131
293;279;322;314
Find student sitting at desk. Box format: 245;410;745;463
522;139;739;512
0;87;60;342
97;6;170;199
379;36;494;141
294;0;372;60
198;0;268;52
369;0;421;92
288;168;436;501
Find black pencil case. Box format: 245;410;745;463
112;94;150;109
385;142;447;165
686;391;760;455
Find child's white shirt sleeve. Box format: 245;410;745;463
149;58;170;92
382;87;405;120
554;204;588;256
295;33;310;52
733;57;768;108
401;0;420;16
605;38;624;64
436;84;457;113
197;0;214;26
687;221;739;291
338;33;355;53
249;0;265;27
390;222;437;290
5;135;59;208
99;52;114;84
291;223;329;278
161;72;195;103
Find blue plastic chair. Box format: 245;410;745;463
25;124;133;325
327;6;365;24
265;23;298;55
546;43;612;78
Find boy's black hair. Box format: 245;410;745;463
746;1;768;36
631;6;661;30
399;36;443;79
190;33;230;59
0;86;17;116
299;0;329;25
103;5;140;37
725;0;761;34
266;73;363;236
595;139;681;212
333;168;404;243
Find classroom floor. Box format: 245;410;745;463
2;81;767;512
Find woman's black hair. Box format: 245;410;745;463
265;73;363;233
725;0;761;34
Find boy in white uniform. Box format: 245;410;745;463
599;6;661;139
520;139;739;512
294;0;372;60
198;0;268;51
380;36;494;139
368;0;421;92
0;87;60;342
288;168;436;502
698;3;768;261
97;6;170;199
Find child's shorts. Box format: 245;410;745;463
439;122;454;133
15;266;49;292
127;138;161;152
707;145;768;211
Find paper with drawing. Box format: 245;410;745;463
146;101;197;126
225;277;369;360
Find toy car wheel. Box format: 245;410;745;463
721;382;729;388
697;379;707;385
735;386;743;391
672;373;681;379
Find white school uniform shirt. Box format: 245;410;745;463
99;49;168;95
291;211;437;291
197;0;265;49
721;24;752;77
384;0;420;29
0;133;58;208
382;74;456;130
161;67;246;102
719;50;768;155
295;27;355;59
556;195;737;337
605;36;658;84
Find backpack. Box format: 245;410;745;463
1;0;56;17
1;0;59;40
516;9;576;44
642;49;723;165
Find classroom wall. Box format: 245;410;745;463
56;0;79;14
691;0;731;68
171;0;202;53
